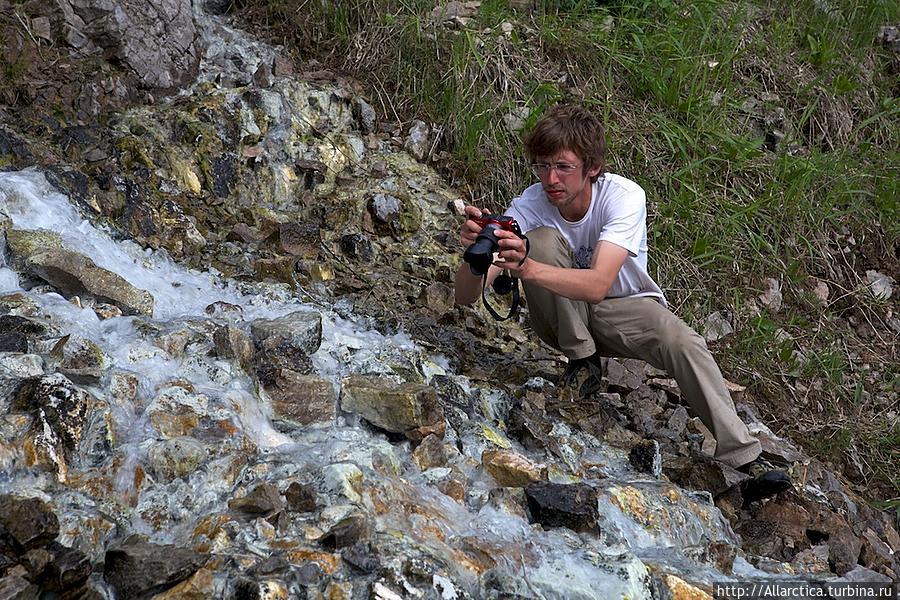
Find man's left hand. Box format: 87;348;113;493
492;229;530;278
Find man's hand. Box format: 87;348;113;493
491;228;530;278
459;205;488;249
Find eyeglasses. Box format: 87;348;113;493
531;162;583;176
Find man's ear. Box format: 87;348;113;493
587;163;603;179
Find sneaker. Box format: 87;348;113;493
559;353;605;396
737;457;792;505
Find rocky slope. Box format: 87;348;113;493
0;1;898;598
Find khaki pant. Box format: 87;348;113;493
522;227;761;468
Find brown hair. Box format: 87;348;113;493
524;104;607;182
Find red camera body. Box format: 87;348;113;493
471;214;523;236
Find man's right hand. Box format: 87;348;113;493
459;205;488;249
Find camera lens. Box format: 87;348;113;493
463;223;500;276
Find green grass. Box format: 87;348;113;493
237;0;900;500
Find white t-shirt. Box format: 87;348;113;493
505;173;667;306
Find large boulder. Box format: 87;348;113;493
6;229;154;316
340;375;445;440
56;0;200;91
103;535;208;599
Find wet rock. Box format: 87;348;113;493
147;437;207;482
57;334;108;383
265;372;336;427
38;541;91;593
0;495;59;550
525;482;599;533
277;222;320;259
103;535;208;599
250;311;322;357
11;373;108;480
6;229;154;316
212;324;254;371
323;463;364;503
212;153;237;198
319;513;373;550
0;128;35;169
203;0;233;15
0;575;38;599
662;454;748;497
284;482;317;513
146;385;207;438
253;256;295;284
229;483;284;516
412;434;448;471
340;375;445;440
149;567;215;600
482;449;547;488
0;333;28;353
0;315;47;337
628;439;662;478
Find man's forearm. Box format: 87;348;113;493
519;259;612;304
454;263;483;305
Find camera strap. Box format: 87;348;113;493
480;235;529;322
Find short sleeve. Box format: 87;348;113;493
597;187;646;257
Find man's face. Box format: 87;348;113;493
533;149;600;212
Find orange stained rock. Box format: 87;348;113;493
664;574;713;600
285;548;341;574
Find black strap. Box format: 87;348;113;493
480;235;529;322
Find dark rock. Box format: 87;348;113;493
103;535;207;600
228;483;284;516
628;439;662;478
0;315;48;336
0;495;59;550
272;55;295;78
266;372;336;426
319;513;373;550
40;542;91;592
353;98;377;134
203;0;234;14
341;541;381;573
250;311;322;357
0;575;38;600
278;222;320;259
524;481;599;533
0;128;34;169
254;338;314;387
295;159;326;191
212;325;254;371
339;233;374;262
284;482;317;513
605;358;643;391
829;529;863;576
294;562;322;585
11;374;104;476
212;153;236;198
662;454;749;497
0;332;28;352
246;556;289;577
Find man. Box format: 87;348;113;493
454;104;790;504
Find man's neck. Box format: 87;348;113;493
558;180;594;222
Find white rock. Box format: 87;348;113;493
866;270;894;300
758;277;782;312
703;311;733;342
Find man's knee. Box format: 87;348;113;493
657;319;707;357
526;227;572;267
